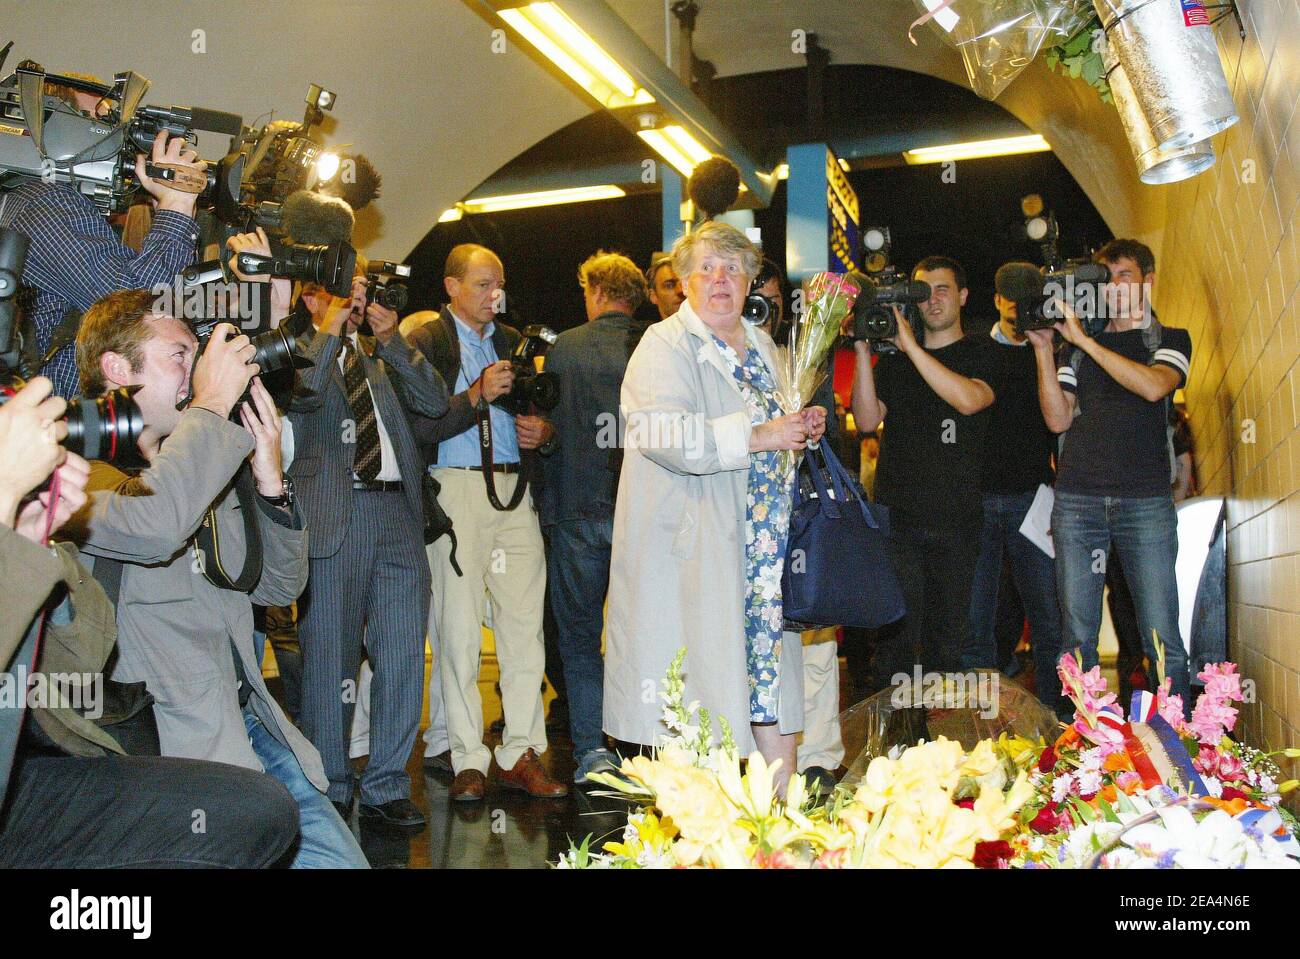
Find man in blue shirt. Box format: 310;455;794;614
406;244;566;802
3;130;205;398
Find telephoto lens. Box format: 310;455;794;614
0;381;145;467
64;387;147;464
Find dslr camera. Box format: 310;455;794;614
497;325;559;417
1;226;144;464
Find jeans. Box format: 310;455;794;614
877;516;983;684
966;491;1064;707
1051;491;1191;710
546;517;613;758
0;752;298;868
243;707;370;869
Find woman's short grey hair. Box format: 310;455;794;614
671;220;761;284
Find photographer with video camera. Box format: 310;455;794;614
289;260;449;831
850;256;999;683
405;243;567;802
65;286;369;868
0;376;301;868
2;128;205;398
1026;238;1192;709
964;261;1064;712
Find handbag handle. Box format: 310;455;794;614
806;442;880;530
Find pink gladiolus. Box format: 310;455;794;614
1154;678;1188;734
1075;717;1126;758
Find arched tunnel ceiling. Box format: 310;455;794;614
0;0;1155;258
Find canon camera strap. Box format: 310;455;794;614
195;463;265;591
474;391;530;512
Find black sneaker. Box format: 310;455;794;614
801;766;839;796
358;798;427;831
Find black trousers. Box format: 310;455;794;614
876;516;983;684
0;753;299;868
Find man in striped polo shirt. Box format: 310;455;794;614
1026;239;1193;709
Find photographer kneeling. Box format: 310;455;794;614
64;289;368;867
0;377;300;868
1026;239;1192;709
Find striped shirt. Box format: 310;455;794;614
1055;325;1191;497
3;182;199;398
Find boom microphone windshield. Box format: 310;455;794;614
687;156;741;221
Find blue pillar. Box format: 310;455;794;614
660;163;683;252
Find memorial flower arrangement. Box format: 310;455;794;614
1003;650;1300;869
558;647;1300;870
557;649;1036;869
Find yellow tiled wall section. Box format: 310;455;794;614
1151;1;1299;799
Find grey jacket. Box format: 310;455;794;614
289;327;449;559
67;408;323;788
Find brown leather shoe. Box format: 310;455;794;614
498;748;569;799
449;768;486;802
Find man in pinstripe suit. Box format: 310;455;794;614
290;272;449;830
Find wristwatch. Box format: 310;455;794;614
259;473;295;509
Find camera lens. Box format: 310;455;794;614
64;388;145;464
250;328;293;374
524;371;561;413
376;283;409;313
862;307;896;339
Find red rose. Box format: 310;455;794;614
955;798;975;809
1220;786;1252;802
973;840;1013;869
1037;746;1057;773
1029;804;1060;834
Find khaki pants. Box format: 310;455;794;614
797;629;845;772
430;468;547;775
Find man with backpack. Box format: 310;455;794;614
1026;239;1192;708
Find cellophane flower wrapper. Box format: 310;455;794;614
770;271;859;482
911;0;1094;99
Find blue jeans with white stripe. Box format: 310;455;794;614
1050;491;1191;712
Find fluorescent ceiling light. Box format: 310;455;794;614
460;184;626;214
773;162;789;180
438;207;464;223
922;0;960;32
903;134;1051;164
500;3;654;108
638;124;713;178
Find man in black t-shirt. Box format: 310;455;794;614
965;262;1064;712
851;256;999;683
1026;239;1192;710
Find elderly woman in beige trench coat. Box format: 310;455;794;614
603;221;826;787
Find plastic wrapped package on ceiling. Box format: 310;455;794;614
910;0;1095;99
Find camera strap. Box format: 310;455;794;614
195;463;265;592
473;383;529;512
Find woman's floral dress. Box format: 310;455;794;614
712;335;791;724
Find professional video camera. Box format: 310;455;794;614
847;228;928;349
1015;195;1109;335
0;43;338;233
497;325;559;417
0;225;144;463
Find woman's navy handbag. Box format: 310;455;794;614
781;442;906;629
